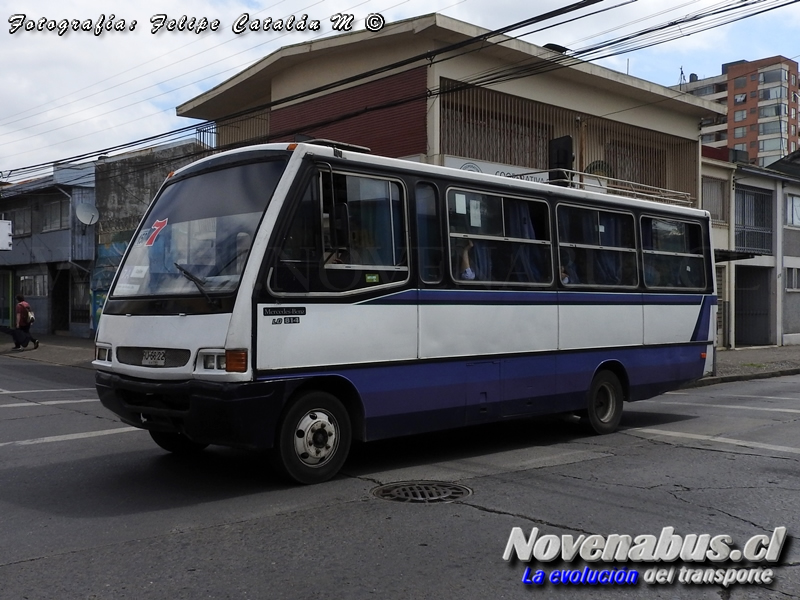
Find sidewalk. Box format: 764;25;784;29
4;336;800;385
696;344;800;387
0;334;96;369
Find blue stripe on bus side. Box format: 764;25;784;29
359;288;712;307
690;295;716;343
257;343;708;441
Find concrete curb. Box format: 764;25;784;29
684;367;800;388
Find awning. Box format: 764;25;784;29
715;249;756;263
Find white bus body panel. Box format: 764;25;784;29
559;301;643;350
419;301;558;358
643;304;703;345
95;313;233;380
256;303;417;370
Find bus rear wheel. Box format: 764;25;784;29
274;391;351;485
149;430;209;454
582;371;623;435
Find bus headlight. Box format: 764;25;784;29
198;351;245;372
95;346;111;362
198;351;226;371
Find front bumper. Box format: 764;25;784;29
95;370;297;449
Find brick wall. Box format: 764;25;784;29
269;66;428;157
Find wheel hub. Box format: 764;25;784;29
294;410;338;467
595;384;615;422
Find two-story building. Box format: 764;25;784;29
0;163;96;337
701;146;800;347
176;13;723;207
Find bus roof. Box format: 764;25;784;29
173;141;710;220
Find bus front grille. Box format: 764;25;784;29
116;347;191;368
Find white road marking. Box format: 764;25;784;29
631;428;800;455
0;388;95;395
0;399;99;408
667;391;800;401
0;427;140;448
641;399;800;414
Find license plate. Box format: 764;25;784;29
141;349;166;366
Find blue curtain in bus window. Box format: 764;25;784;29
348;180;404;267
505;199;542;282
595;212;623;285
464;240;491;281
558;206;594;283
558;206;594;244
415;184;441;282
641;219;653;250
391;187;404;266
348;191;390;266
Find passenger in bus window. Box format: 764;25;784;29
559;249;580;284
644;261;661;286
460;239;476;280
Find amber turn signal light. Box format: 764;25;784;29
225;349;248;372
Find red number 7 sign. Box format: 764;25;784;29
145;218;168;246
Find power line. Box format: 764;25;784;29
3;0;798;184
0;0;319;131
1;0;605;182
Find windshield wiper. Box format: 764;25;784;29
174;262;220;308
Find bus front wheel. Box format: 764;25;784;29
149;430;209;454
582;371;623;435
274;391;351;485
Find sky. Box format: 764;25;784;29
1;0;799;182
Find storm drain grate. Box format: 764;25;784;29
371;481;472;504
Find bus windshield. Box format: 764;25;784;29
111;159;287;298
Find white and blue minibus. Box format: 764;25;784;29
94;140;716;484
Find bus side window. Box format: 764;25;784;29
557;205;636;287
415;183;443;283
282;180;319;262
269;177;321;294
447;190;552;285
642;217;706;290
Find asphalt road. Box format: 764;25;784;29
0;356;797;599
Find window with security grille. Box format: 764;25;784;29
19;274;47;297
786;267;800;291
735;186;773;255
42;199;70;232
3;207;31;236
702;177;729;224
787;195;800;226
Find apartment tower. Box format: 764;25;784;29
677;56;799;167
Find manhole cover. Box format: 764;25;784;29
371;481;472;504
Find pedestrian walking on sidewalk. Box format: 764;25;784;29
0;295;39;351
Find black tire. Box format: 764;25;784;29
274;391;351;485
582;371;624;435
149;430;209;454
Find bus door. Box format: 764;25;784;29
261;166;416;370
